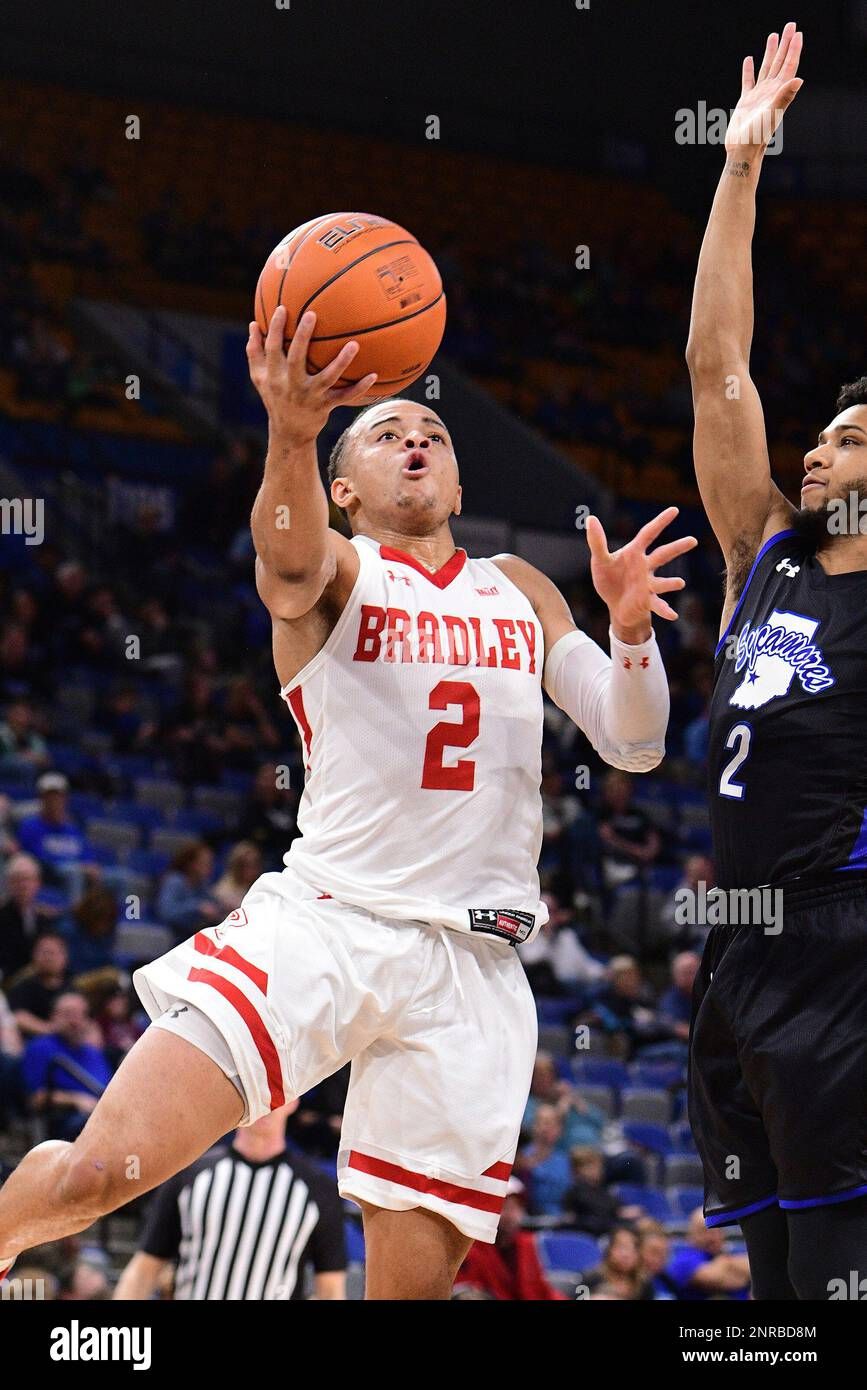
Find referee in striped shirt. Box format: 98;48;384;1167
114;1101;346;1300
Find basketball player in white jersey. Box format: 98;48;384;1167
0;307;695;1299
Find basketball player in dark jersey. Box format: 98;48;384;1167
686;22;867;1299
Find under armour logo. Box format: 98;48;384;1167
776;558;800;578
385;569;412;585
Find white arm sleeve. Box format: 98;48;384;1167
543;626;669;772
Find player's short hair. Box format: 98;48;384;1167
836;377;867;412
326;399;400;493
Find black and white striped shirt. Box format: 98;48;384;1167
138;1144;346;1300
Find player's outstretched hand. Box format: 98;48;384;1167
586;506;697;632
726;21;804;160
246;306;378;446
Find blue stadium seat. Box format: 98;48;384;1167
0;779;37;799
572;1059;630;1090
344;1221;366;1264
88;844;119;867
219;769;254;794
0;766;37;791
669;1121;698;1153
614;1185;672;1222
45;744;92;776
36;886;71;911
649;865;681;892
106;800;162;826
69;792;107;822
105;754;163;783
669;1186;705;1218
174;808;224;836
128;848;171;877
536;996;576;1025
537;1231;600;1273
630;1062;686;1090
622;1122;673;1155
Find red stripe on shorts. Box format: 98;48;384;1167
347;1150;505;1214
482;1161;512;1181
193;933;269;994
187;965;284;1108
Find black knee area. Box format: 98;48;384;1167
787;1196;867;1300
741;1203;797;1300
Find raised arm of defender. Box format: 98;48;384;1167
247;306;376;621
686;23;803;598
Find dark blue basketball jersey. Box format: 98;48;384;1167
708;529;867;889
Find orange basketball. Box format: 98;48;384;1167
254;213;446;400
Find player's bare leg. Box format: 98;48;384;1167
357;1200;472;1300
0;1027;243;1268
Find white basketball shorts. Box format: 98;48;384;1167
133;864;538;1243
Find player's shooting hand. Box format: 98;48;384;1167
726;21;803;160
246;306;378;447
585;506;697;642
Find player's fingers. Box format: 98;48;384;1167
634;505;680;550
650;594;679;621
264;304;288;361
778;76;804;110
741;55;755;94
780;27;803;80
584;515;610;561
769;20;796;79
646;534;698;569
245;323;265;376
329;374;379;407
314;341;361;391
651;575;686;594
756;31;779;83
285;310;316;374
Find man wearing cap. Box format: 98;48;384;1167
16;774;94;890
453;1179;567;1301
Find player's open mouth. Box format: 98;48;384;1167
402;454;429;477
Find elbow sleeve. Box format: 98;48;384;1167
543;627;670;772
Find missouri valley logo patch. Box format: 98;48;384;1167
468;908;535;945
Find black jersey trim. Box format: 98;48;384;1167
714;528;798;658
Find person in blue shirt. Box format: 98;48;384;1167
516;1104;573;1217
658;951;701;1036
16;773;94;892
61;883;119;976
21;990;113;1141
155;840;224;939
522;1052;606;1151
666;1208;751;1300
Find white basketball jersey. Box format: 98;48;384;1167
280;533;548;946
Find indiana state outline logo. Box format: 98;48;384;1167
729;609;835;710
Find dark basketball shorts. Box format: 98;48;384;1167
688;877;867;1227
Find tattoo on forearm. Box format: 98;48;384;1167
726;159;751;179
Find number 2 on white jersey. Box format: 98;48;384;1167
421;679;480;790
